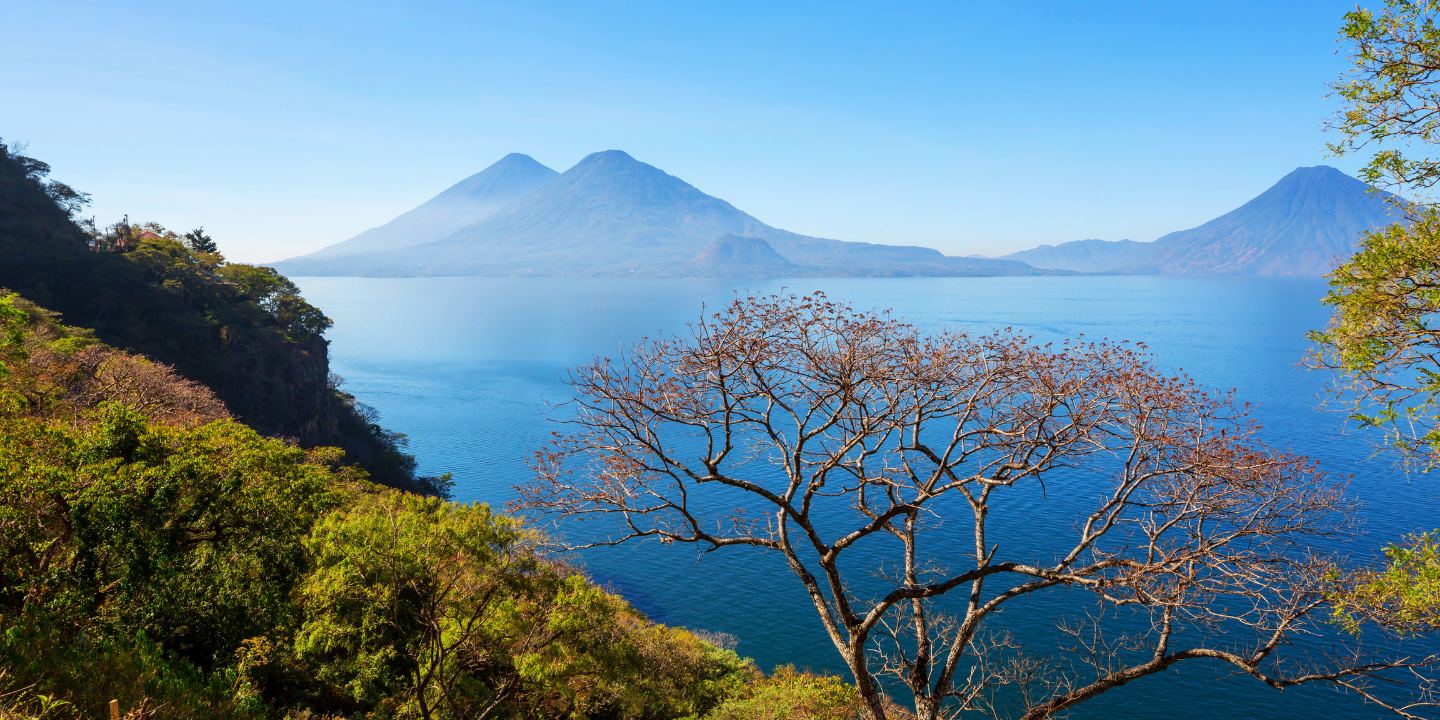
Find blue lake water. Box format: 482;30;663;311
294;275;1439;719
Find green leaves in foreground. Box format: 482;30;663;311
297;489;755;719
1332;532;1440;635
0;397;825;719
706;665;861;720
1308;210;1440;470
1329;0;1440;197
0;404;347;666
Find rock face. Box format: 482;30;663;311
1000;166;1400;276
273;150;1044;278
303;153;559;259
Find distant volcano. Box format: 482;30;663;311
1001;166;1400;276
274;150;1042;278
302;153;559;259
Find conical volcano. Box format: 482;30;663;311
303;153;558;259
1001;166;1400;275
1145;165;1399;275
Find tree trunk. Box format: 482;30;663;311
848;644;889;720
913;694;942;720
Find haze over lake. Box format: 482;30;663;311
297;275;1440;719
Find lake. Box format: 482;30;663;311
294;275;1439;719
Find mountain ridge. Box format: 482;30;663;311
275;150;1040;278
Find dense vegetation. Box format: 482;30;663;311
0;144;860;720
1316;0;1440;639
0;139;428;493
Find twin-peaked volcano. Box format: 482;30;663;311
274;151;1042;277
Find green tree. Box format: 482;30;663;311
0;405;347;666
1314;0;1440;638
706;665;860;720
1322;0;1440;469
297;489;753;719
214;263;332;342
1329;0;1440;198
183;226;219;255
0;138;91;217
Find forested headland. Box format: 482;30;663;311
0;141;862;720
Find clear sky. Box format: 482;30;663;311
2;0;1370;263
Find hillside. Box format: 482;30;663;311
999;166;1399;276
691;234;797;273
274;150;1044;278
0;140;434;492
1146;165;1398;275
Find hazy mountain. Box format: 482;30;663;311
687;234;797;277
1145;165;1397;275
999;166;1398;276
302;153;558;259
694;234;796;266
1000;239;1151;274
275;150;1043;278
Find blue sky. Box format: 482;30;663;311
3;1;1368;262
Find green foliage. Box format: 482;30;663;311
1331;532;1440;635
0;295;27;381
0;138;91;218
706;666;860;720
0;624;259;720
0;405;347;667
1329;0;1440;198
296;490;756;719
0;399;767;719
1317;1;1440;641
214;264;332;343
183;227;219;255
1307;210;1440;469
296;491;538;716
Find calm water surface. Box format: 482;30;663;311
294;276;1439;719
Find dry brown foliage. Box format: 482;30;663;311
5;310;228;426
518;292;1439;720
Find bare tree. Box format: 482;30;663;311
517;292;1439;720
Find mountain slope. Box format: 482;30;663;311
693;234;796;266
304;153;558;259
1000;239;1152;273
1146;165;1397;275
274;150;1026;277
687;234;798;278
999;166;1398;276
0;141;434;492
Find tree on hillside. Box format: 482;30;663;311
0;139;91;218
1314;0;1440;637
519;292;1439;720
182;226;219;255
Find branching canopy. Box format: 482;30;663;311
520;292;1438;720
